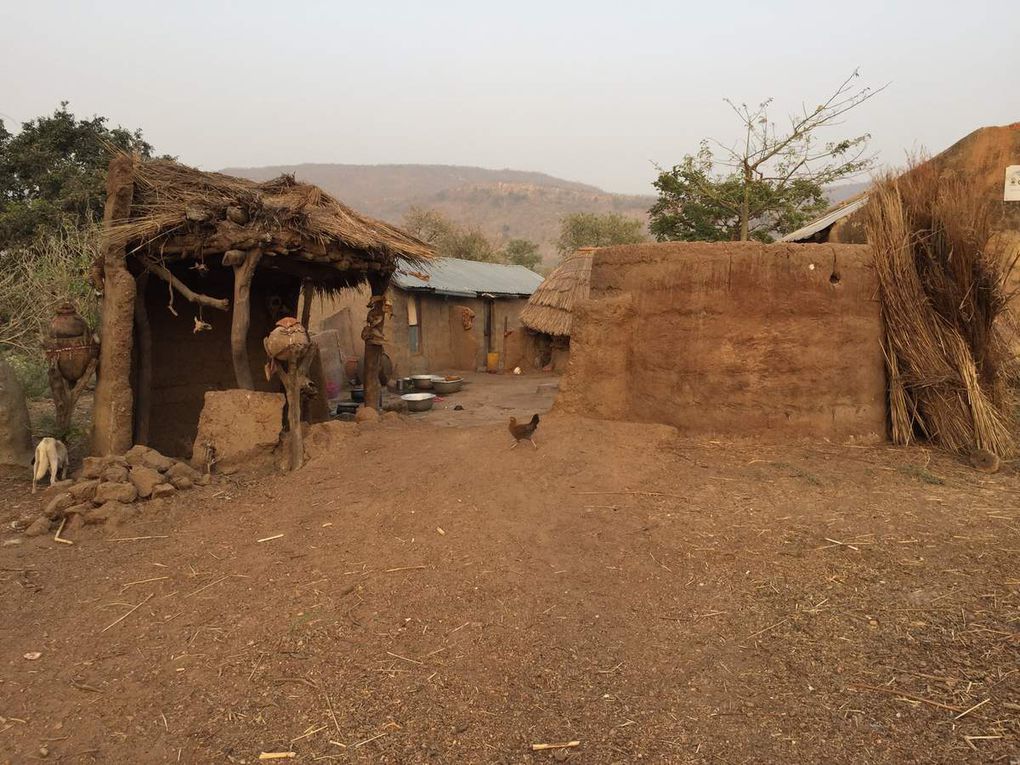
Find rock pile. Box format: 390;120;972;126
25;445;208;537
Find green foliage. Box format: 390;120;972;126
403;207;499;262
650;142;829;242
0;220;100;355
650;71;879;242
501;238;542;270
555;212;646;255
5;352;51;400
0;102;157;246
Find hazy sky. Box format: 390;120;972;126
1;1;1017;195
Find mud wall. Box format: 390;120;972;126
145;266;296;457
312;288;530;376
558;242;886;439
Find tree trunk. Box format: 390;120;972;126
230;249;262;389
739;163;752;241
363;273;391;412
48;365;72;437
91;155;137;456
133;273;152;445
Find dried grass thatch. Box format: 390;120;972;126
105;157;432;288
867;161;1018;458
520;248;595;336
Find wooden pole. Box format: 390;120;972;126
47;364;72;436
284;362;303;470
362;273;391;412
229;249;262;389
273;348;312;471
91;155;138;456
299;279;314;330
47;356;98;439
133;272;152;445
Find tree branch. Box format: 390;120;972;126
140;257;230;311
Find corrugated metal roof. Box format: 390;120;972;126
779;194;869;243
393;257;544;298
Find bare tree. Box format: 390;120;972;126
715;70;884;240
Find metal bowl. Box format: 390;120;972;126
401;392;436;412
432;377;463;395
411;375;434;391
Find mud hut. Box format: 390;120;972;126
783;122;1020;244
311;257;542;375
519;247;594;370
92;155;431;457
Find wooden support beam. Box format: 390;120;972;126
230;249;262;389
133;272;152;445
91;155;138;456
299;279;314;329
362;272;391;412
141;257;230;312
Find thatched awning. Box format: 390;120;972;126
519;247;595;337
105;157;432;290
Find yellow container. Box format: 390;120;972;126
486;351;500;372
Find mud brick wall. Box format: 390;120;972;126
557;242;887;440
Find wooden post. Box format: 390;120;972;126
47;356;97;438
91;155;137;456
270;350;312;471
227;248;262;389
265;320;311;471
133;272;152;445
299;279;314;330
362;272;391;412
281;362;302;470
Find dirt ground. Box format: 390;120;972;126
384;372;560;428
1;395;1018;763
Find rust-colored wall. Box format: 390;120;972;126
558;242;887;439
144;266;296;457
312;288;531;376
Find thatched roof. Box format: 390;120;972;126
519;247;595;336
105;157;432;288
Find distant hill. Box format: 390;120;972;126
221;163;654;264
221;163;891;262
825;181;871;205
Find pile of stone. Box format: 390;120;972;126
25;445;207;537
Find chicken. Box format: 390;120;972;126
508;414;540;449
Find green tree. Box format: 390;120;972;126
649;143;830;242
501;238;542;270
555;212;646;255
650;71;882;243
402;207;499;262
0;102;158;246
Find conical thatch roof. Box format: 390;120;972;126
520;247;595;337
105;157;432;288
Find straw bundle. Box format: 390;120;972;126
520;248;595;336
866;162;1017;458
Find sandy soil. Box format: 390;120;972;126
1;408;1018;764
385;372;559;428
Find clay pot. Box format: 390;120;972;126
344;355;359;381
49;304;88;339
57;341;96;384
265;318;310;362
